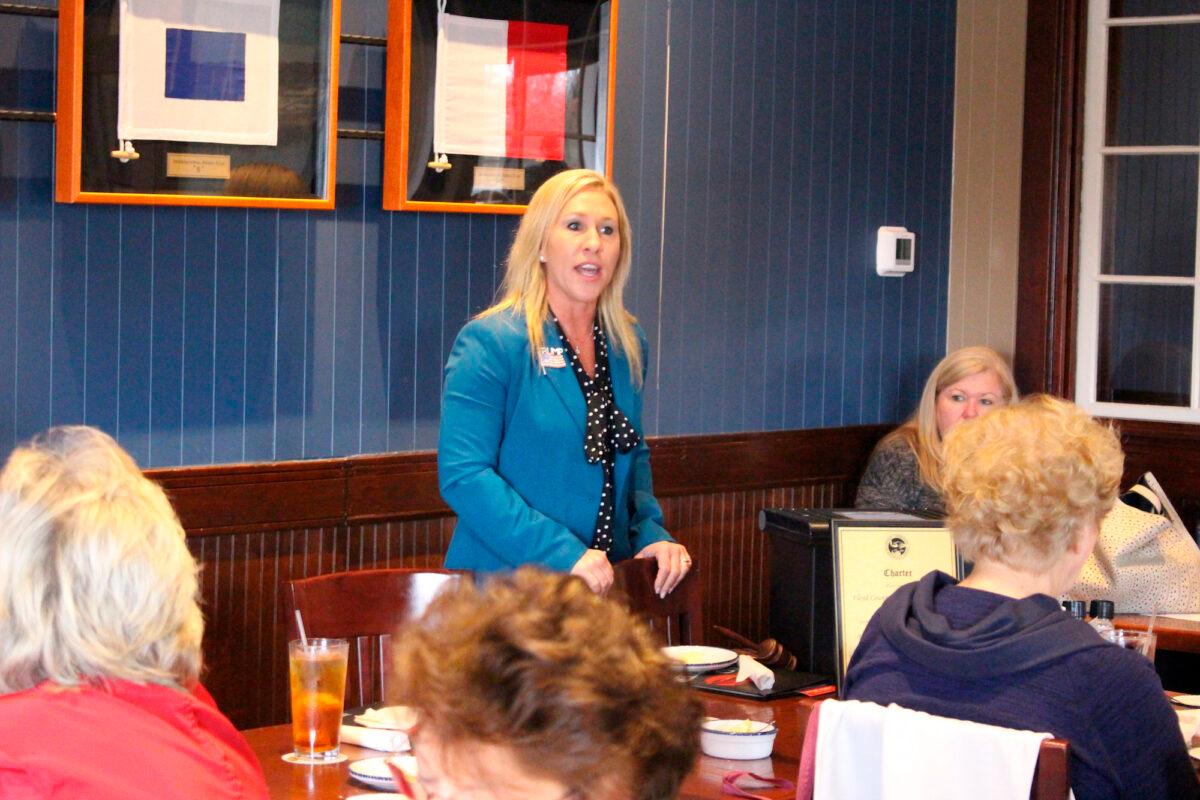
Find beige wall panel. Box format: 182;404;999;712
947;0;1028;364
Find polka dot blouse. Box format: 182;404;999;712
552;315;641;554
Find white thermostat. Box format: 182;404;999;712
876;226;915;277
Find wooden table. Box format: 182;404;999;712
244;692;820;799
1115;615;1200;655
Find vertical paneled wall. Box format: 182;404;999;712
946;0;1027;360
0;0;955;464
619;1;957;434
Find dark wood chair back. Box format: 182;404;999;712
285;568;460;708
611;557;704;645
1031;738;1070;800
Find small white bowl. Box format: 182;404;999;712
699;718;778;760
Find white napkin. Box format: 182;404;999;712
353;705;417;730
1177;708;1200;744
814;699;886;800
339;723;411;752
735;654;775;691
814;700;1055;800
880;703;1050;800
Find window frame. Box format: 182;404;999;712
1074;2;1200;423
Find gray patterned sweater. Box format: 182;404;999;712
854;436;945;515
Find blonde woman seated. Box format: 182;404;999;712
391;568;702;800
845;396;1200;800
855;346;1017;514
0;427;268;799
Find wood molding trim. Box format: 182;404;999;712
149;460;346;534
640;425;891;497
151;425;891;535
1015;0;1085;396
345;453;444;524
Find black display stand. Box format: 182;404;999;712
759;507;943;678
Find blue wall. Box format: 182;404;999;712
0;0;954;467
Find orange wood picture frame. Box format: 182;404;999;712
382;0;618;214
55;0;342;210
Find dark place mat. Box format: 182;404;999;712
689;665;831;699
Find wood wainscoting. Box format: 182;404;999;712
149;425;888;729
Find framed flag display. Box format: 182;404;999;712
383;0;617;213
55;0;341;209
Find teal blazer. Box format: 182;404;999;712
438;311;672;573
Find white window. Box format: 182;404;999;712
1076;1;1200;422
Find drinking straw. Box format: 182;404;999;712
295;609;309;647
1147;605;1158;643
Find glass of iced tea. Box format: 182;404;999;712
284;638;349;764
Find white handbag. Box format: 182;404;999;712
1067;473;1200;614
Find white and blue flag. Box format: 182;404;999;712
118;0;279;146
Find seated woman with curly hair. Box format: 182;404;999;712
845;396;1199;799
0;426;268;799
391;567;703;800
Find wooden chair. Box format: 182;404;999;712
611;557;704;645
285;568;460;709
1030;739;1070;800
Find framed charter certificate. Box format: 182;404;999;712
831;514;962;688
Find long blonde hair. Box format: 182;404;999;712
886;346;1019;492
480;169;643;385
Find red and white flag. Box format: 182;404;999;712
433;12;568;162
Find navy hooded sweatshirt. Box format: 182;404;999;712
844;571;1199;800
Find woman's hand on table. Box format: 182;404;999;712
571;548;615;594
635;541;692;597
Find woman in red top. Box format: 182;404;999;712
0;426;268;800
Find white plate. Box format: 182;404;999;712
1172;694;1200;709
348;755;417;792
353;705;417;730
662;645;739;673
